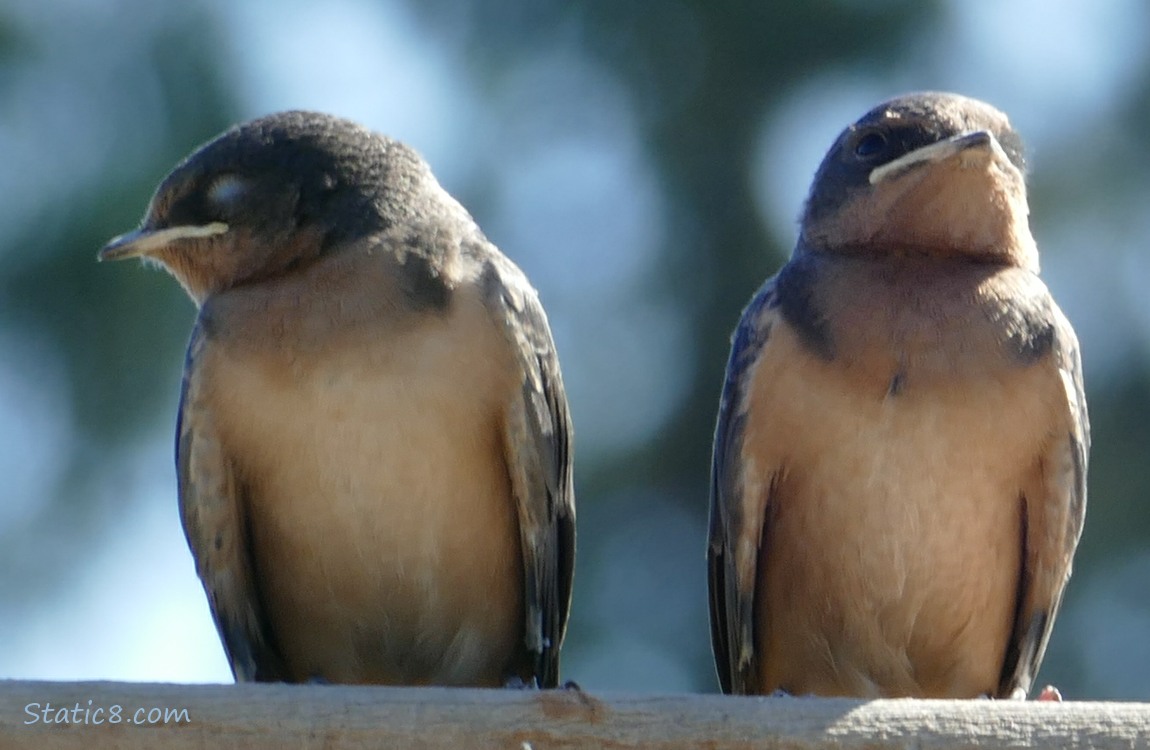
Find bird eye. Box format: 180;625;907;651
207;174;247;209
853;131;888;159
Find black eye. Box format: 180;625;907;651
853;131;888;159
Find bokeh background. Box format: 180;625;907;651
2;0;1149;699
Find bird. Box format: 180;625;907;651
98;111;576;688
707;92;1088;699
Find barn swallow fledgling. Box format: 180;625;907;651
99;112;575;687
708;92;1088;699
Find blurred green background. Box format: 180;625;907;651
2;0;1148;698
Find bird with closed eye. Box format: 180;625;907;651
100;111;576;688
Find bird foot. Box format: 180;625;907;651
503;675;538;690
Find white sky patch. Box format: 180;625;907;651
918;0;1148;145
481;51;683;457
0;2;177;251
1040;210;1150;379
569;489;707;692
3;437;231;683
215;0;479;187
0;332;71;531
1061;554;1150;699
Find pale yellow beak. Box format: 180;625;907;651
98;222;229;262
868;131;1002;186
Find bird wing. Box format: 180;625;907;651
481;248;576;689
176;321;285;682
998;306;1089;697
708;278;780;694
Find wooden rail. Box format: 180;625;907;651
2;680;1147;749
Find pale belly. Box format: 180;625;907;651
746;325;1058;697
203;313;524;686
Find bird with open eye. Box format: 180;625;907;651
99;111;576;688
708;92;1088;699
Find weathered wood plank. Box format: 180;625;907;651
2;680;1147;749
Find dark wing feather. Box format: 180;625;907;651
482;249;576;689
707;279;778;694
177;321;285;682
998;306;1089;698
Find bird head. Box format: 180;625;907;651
799;92;1038;271
99;111;427;305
